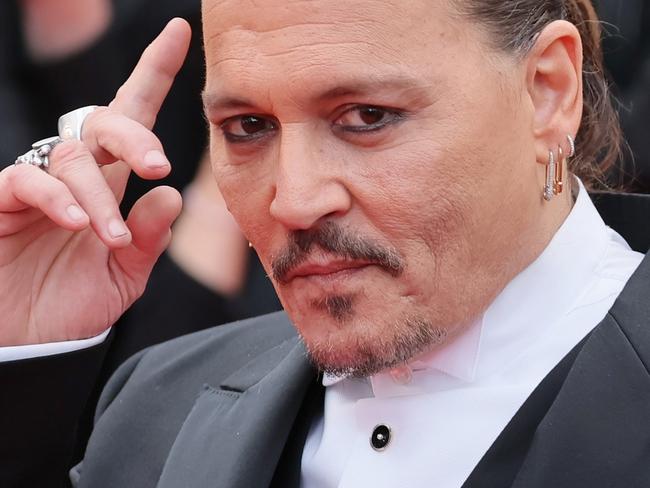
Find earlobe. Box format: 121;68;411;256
526;20;583;164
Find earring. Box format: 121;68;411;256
567;134;576;158
544;149;555;201
248;242;254;248
554;145;564;195
544;135;574;201
555;134;576;196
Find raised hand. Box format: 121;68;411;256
0;19;192;345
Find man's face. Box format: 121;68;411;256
203;0;540;376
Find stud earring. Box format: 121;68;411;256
544;149;556;201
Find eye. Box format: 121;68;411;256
333;105;405;133
220;115;277;143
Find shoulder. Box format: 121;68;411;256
96;311;296;413
591;191;650;253
81;315;300;484
606;252;650;366
131;310;294;380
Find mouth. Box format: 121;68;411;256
283;259;373;284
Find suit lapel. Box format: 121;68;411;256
270;377;325;488
462;334;587;488
511;255;650;488
156;337;318;488
466;254;650;488
154;255;650;488
510;313;650;488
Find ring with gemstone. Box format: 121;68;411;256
14;136;64;171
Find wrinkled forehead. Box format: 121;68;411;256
201;0;465;87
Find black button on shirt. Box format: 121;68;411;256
371;424;391;451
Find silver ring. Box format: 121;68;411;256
14;136;64;171
58;105;98;140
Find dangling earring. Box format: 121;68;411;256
555;134;575;197
554;145;564;195
544;149;556;201
544;135;574;201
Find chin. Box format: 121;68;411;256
288;302;448;378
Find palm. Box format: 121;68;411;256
2;207;141;343
0;20;190;346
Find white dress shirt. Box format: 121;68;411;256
0;183;644;487
300;184;644;488
0;327;110;362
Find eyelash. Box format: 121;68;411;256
333;105;407;134
219;116;278;144
218;105;407;145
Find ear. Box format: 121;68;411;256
525;20;583;163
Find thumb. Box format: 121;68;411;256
112;185;182;290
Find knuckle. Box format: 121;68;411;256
0;214;20;236
7;163;39;187
113;84;130;106
50;141;93;174
38;188;62;209
85;183;113;202
81;107;111;138
12;167;66;207
95;129;116;153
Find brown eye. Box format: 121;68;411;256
359;107;387;125
220;115;277;142
240;116;270;134
334;105;404;133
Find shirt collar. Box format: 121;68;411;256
324;180;609;392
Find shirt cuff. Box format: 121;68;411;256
0;328;111;363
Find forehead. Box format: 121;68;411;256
202;0;470;91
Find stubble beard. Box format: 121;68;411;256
299;303;448;378
271;221;445;378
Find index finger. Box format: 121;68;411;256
109;18;192;130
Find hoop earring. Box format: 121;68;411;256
544;149;555;201
567;134;576;158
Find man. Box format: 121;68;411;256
0;1;649;487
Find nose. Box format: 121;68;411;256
269;130;352;231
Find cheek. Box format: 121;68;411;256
352;136;475;251
344;138;480;316
212;156;273;243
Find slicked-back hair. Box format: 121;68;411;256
454;0;621;189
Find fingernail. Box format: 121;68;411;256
144;150;170;169
108;219;129;239
66;204;87;222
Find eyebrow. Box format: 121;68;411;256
314;76;427;102
202;75;429;114
202;93;258;113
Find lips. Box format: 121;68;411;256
283;259;372;283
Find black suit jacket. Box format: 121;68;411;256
0;193;648;487
72;254;650;487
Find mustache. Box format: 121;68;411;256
271;221;404;283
